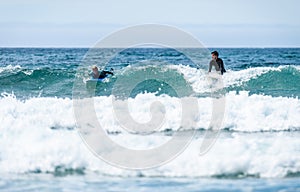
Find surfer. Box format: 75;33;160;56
91;65;114;79
208;51;226;75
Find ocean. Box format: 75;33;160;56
0;48;299;191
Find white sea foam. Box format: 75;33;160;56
0;91;299;177
0;64;22;73
172;64;299;93
0;90;299;135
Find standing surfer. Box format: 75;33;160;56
208;51;226;75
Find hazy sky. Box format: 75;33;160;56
1;0;300;47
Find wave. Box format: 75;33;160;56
1;64;299;98
1;90;299;133
82;64;300;99
175;65;300;97
0;65;75;98
2;132;299;178
225;66;300;97
0;65;74;83
0;91;299;178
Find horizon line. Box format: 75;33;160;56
0;46;300;49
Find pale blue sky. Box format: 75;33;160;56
1;0;300;47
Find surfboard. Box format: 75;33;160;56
85;78;105;89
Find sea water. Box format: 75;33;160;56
0;48;300;191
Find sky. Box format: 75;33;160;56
0;0;300;47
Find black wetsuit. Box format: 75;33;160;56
209;58;226;75
216;58;226;75
98;70;113;79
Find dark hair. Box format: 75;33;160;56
211;51;219;57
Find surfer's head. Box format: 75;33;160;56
92;65;98;70
92;65;99;73
211;51;219;60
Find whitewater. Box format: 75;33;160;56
1;65;299;178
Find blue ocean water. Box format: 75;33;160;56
0;48;300;191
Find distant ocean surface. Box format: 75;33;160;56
0;48;300;191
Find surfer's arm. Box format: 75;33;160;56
208;60;213;72
104;71;113;75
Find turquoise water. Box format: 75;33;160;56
1;48;299;98
0;48;300;191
